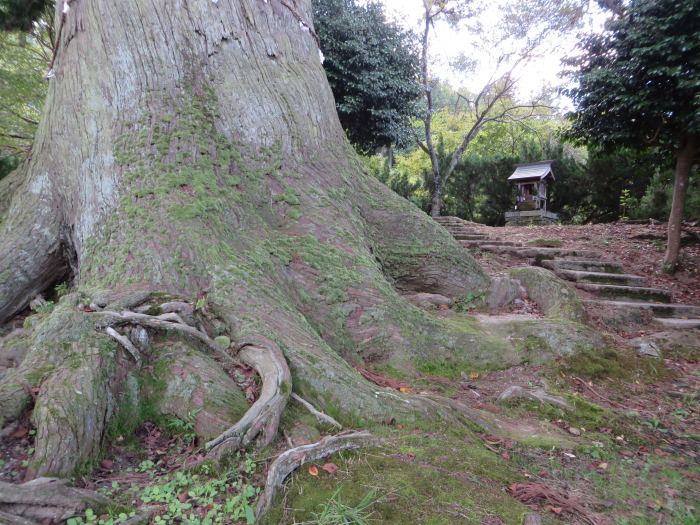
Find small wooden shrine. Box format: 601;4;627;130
504;161;558;225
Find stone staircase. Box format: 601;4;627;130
434;216;700;329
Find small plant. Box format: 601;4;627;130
136;459;157;473
619;188;635;221
164;411;198;444
34;300;55;315
312;489;379;525
453;292;486;313
55;281;70;297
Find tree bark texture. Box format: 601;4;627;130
0;0;572;479
663;134;698;270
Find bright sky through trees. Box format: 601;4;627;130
365;0;606;108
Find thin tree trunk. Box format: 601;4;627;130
663;134;698;271
419;9;442;218
430;174;443;217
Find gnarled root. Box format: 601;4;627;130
95;310;233;365
255;430;378;521
0;478;110;522
206;338;292;460
497;386;572;410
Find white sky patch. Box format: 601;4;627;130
360;0;607;110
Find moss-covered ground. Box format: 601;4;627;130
263;336;699;525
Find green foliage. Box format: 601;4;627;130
311;489;379;525
453;291;486;312
54;281;69;297
0;23;51;159
71;457;258;525
33;299;54;314
565;0;700;153
0;0;49;31
164;411;198;444
313;0;421;151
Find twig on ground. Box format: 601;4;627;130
572;377;629;411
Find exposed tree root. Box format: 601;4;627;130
0;510;36;525
0;478;110;522
105;326;142;367
497;386;572;410
95;310;233;365
255;431;378;521
206;338;292;460
291;393;342;429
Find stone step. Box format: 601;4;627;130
460;240;520;247
479;246;600;260
541;258;624;274
452;233;490;240
654;318;700;329
584;300;700;319
552;268;647;286
576;283;672;303
442;225;477;231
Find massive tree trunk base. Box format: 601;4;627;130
0;1;601;521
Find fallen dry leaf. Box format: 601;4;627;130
322;462;338;475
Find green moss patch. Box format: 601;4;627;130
556;347;670;383
263;429;532;525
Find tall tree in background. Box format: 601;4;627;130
312;0;421;152
565;0;700;271
417;0;583;217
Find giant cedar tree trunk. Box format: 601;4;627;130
0;0;492;477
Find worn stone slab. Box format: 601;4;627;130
552;268;647;287
575;283;671;303
584;300;700;318
541;258;624;274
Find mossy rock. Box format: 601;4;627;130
478;316;602;363
508;266;586;323
556;346;670;384
629;331;700;361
